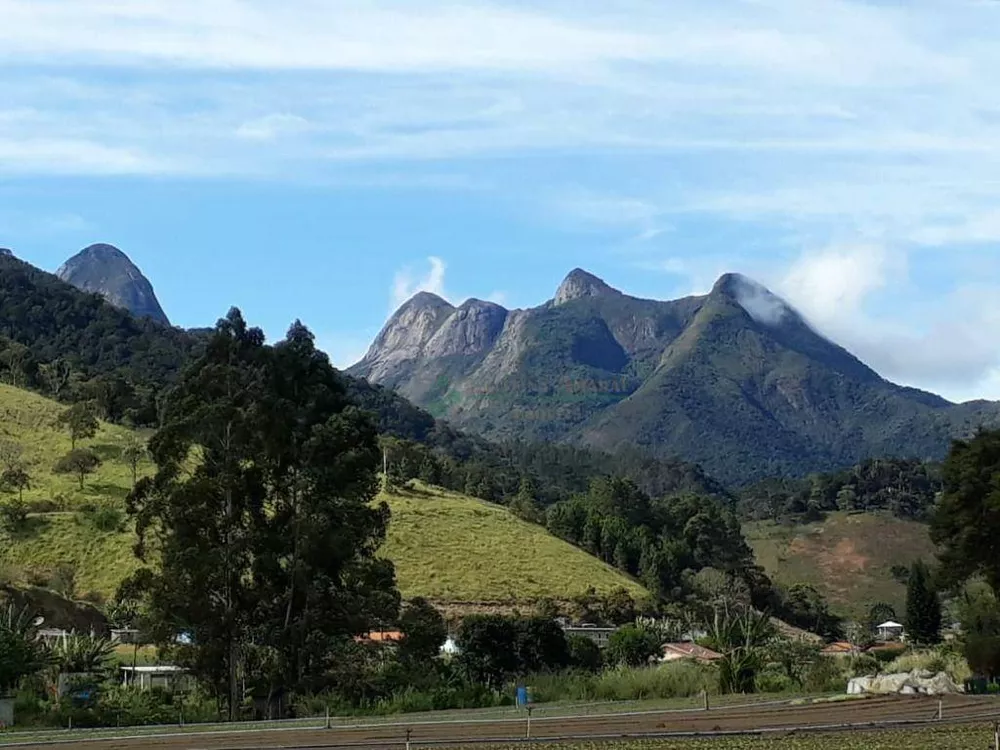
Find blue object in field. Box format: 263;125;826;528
516;686;527;707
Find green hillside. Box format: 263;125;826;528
382;484;647;604
0;383;646;605
0;383;149;506
746;512;937;619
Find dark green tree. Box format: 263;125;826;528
510;475;543;524
126;311;399;718
567;634;603;672
54;448;102;490
398;598;447;665
514;617;570;674
600;587;638;626
904;560;941;646
417;456;440;486
57;402;99;450
0;466;31;503
782;584;842;641
957;583;1000;679
456;615;519;688
605;625;661;667
932;430;1000;591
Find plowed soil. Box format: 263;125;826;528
7;695;999;749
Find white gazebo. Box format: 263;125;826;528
876;621;905;641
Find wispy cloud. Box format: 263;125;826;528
391;256;448;312
2;0;997;174
4;0;1000;399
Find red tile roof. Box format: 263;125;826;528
355;630;404;644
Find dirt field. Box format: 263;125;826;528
3;695;998;750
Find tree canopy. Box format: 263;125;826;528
125;310;399;717
932;429;1000;592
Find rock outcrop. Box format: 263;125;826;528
56;244;169;325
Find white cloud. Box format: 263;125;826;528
778;244;896;325
391;256;448;311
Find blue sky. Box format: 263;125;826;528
2;0;1000;401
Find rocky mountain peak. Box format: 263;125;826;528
56;243;170;325
554;268;616;306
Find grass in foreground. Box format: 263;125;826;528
746;512;937;618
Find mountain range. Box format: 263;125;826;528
4;241;997;484
349;269;1000;483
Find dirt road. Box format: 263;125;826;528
5;695;998;749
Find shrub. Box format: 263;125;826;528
0;499;28;532
24;498;61;514
76;506;126;533
847;654;880;677
528;662;714;703
803;657;848;693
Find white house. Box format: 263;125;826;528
440;636;460;656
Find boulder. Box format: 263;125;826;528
846;669;962;696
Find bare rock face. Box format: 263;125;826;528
354;292;456;384
553;268;616;305
424;299;509;359
56;244;169;325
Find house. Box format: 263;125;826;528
660;643;723;664
354;630;405;646
440;636;460;656
820;641;860;658
120;666;190;692
876;621;905;642
561;624;619;649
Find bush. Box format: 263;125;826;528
0;499;28;532
24;498;61;514
76;506;126;533
802;657;848;693
529;662;714;703
755;670;796;694
49;686;219;728
847;654;880;677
